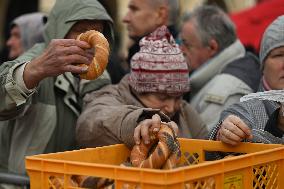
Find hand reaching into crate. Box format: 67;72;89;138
131;117;181;169
133;114;178;145
216;115;253;146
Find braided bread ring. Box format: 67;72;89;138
130;123;181;169
50;175;114;189
76;30;110;80
49;176;79;188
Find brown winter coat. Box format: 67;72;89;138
76;75;208;148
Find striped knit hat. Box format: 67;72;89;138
129;25;190;94
260;15;284;68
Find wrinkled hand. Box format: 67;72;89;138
134;114;178;145
217;115;253;145
24;39;93;89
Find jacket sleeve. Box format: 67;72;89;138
207;101;254;160
76;89;155;148
208;101;254;140
0;44;45;120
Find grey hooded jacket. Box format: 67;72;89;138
0;0;112;174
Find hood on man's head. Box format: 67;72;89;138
259;15;284;68
11;12;47;51
44;0;113;45
129;25;190;95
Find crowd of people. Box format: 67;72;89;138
0;0;283;188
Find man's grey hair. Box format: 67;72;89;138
183;5;236;51
148;0;180;26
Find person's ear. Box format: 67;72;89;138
207;38;219;57
156;6;168;26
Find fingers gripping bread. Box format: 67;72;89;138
76;30;110;80
130;123;181;169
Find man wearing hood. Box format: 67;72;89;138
6;12;46;60
0;0;113;179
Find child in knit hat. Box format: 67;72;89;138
76;25;208;148
129;25;190;96
208;15;284;150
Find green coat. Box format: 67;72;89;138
0;0;112;174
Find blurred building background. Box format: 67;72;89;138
0;0;283;63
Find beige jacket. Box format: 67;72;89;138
76;75;208;148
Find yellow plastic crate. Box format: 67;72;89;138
25;139;284;189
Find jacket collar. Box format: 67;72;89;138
54;73;80;115
190;39;246;93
